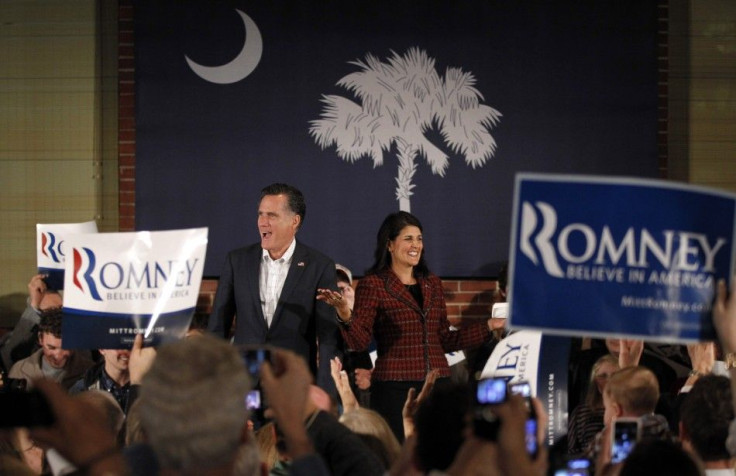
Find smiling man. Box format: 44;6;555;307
70;348;132;412
8;309;93;390
208;183;341;395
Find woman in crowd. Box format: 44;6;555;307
318;211;492;441
567;354;619;454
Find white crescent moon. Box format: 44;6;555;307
185;9;263;84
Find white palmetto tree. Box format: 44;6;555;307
310;47;502;212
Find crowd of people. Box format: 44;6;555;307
1;182;736;475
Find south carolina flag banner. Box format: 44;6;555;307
61;228;208;349
36;221;98;291
509;174;736;343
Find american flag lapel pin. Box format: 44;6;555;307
297;261;305;267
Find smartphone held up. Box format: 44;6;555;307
472;378;539;458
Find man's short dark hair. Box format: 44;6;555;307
38;308;63;338
620;439;701;476
260;183;306;227
680;374;733;462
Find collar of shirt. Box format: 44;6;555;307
262;238;296;265
99;367;131;405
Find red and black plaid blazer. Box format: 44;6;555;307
341;268;491;381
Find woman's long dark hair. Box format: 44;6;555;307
366;211;429;277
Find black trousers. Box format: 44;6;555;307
371;379;425;443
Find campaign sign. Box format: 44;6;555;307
37;221;98;290
480;331;570;444
61;228;208;349
509;174;736;342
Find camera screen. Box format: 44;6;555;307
525;418;538;456
510;382;532;398
611;421;638;463
245;390;261;410
477;378;507;404
553;458;590;476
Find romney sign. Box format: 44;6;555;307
508;174;736;343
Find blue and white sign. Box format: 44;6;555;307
480;331;570;444
36;221;98;290
509;174;736;342
61;228;208;349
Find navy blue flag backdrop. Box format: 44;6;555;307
135;1;659;278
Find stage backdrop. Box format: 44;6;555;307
134;1;660;278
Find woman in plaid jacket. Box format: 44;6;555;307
319;211;493;440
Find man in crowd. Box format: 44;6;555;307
28;336;333;476
70;348;132;413
590;365;671;471
0;274;62;372
208;183;341;394
679;374;735;475
137;333;256;474
8;308;92;390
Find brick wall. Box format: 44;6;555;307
118;0;136;232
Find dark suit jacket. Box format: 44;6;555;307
208;241;341;394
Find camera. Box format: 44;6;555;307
476;377;507;405
241;347;272;379
245;390;262;410
554;457;591;476
240;346;272;413
509;381;532;398
0;388;55;428
509;381;538;458
472;378;507;440
611;417;640;463
2;376;28;392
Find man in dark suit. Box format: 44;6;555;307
208;183;341;394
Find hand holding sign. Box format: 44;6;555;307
510;174;736;342
714;279;736;354
28;274;50;310
62;228;208;349
618;340;644;368
129;334;157;385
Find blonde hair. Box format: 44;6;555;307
339;407;401;466
232;432;262;476
586;354;620;409
254;422;279;470
604;366;659;415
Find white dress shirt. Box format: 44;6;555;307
260;239;296;327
